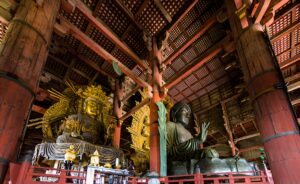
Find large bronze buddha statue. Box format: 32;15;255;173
167;102;209;175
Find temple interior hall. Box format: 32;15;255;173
0;0;300;183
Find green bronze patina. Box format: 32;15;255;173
156;101;167;176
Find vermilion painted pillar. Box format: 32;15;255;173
236;24;300;183
0;0;60;182
113;77;123;148
149;39;163;174
226;1;300;182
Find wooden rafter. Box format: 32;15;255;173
195;93;240;115
166;0;199;33
122;85;140;102
48;54;68;67
154;0;172;23
114;0;143;30
134;0;150;19
165;47;222;89
163;15;218;65
76;54;114;78
63;58;76;81
31;105;46;114
48;54;90;83
56;17;151;89
239;145;263;153
120;98;151;121
71;0;150;71
234;133;260;143
240;123;248;135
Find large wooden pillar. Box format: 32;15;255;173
227;1;300;183
149;38;163;174
113;77;124;148
0;0;60;182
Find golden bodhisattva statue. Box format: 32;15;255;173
30;82;114;145
29;82;122;169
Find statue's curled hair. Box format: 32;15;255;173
170;102;191;122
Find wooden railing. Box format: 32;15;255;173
22;166;128;184
128;171;274;184
16;165;273;184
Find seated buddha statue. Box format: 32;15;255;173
167;102;209;175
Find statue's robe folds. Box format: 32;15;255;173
166;122;201;174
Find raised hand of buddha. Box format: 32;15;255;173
198;122;210;143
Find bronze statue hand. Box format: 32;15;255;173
199;122;210;143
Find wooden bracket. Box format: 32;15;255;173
61;0;76;13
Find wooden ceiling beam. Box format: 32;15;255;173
56;17;151;89
163;15;218;66
195;92;240;115
122;85;140;102
114;0;143;30
154;0;172;23
63;58;76;81
49;54;91;82
167;0;199;33
71;0;150;71
279;52;300;69
239;145;263;153
165;47;223;89
134;0;150;19
287;80;300;92
285;71;300;83
76;54;114;78
234;132;260;143
240;123;248;135
31;105;46;114
120;98;151;121
48;54;68;67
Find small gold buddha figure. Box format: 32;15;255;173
89;150;100;167
64;145;77;170
104;162;112;168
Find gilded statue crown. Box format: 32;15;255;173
76;85;110;109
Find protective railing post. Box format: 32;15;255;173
261;170;267;183
213;178;220;184
228;173;234;184
164;175;168;184
194;172;203;184
59;170;66;184
245;177;251;184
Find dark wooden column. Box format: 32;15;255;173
113;77;124;148
0;0;60;182
227;1;300;183
149;38;163;174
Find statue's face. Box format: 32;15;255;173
175;107;190;126
85;99;99;116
